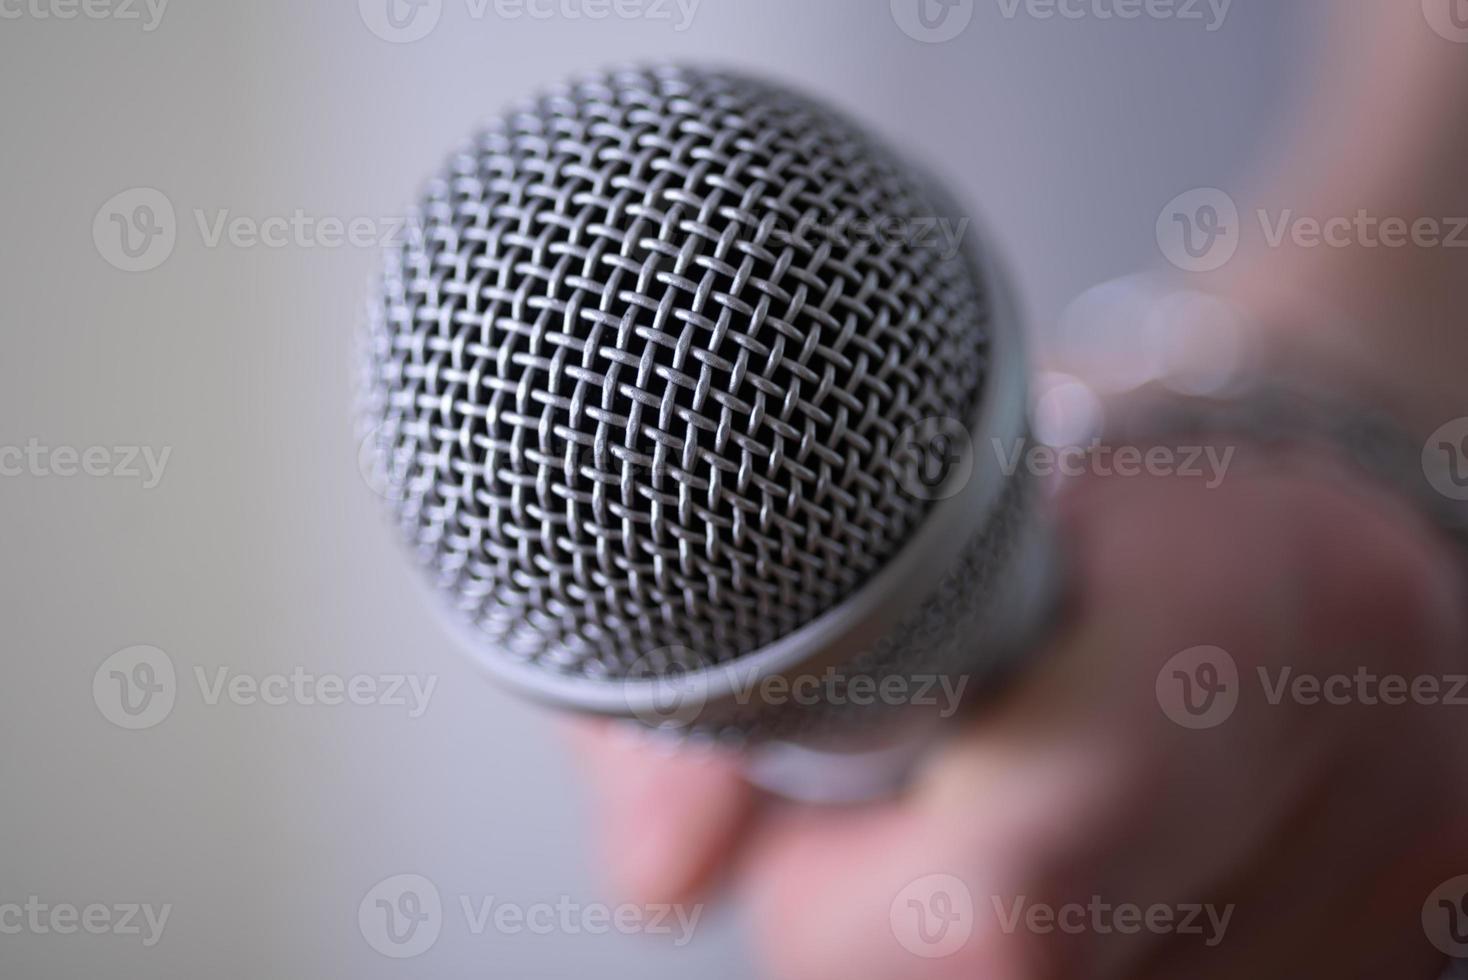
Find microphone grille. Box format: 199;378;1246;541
361;65;991;681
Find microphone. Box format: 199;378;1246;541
358;64;1058;802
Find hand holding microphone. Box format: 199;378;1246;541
358;45;1468;979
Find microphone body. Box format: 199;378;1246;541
359;65;1060;800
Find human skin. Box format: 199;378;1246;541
1217;2;1468;433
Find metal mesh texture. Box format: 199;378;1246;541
360;65;991;681
682;466;1045;744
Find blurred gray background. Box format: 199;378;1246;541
1;1;1329;976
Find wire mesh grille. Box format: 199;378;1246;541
690;468;1041;744
360;65;991;679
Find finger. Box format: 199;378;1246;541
566;720;756;905
738;752;1116;980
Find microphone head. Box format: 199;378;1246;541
360;65;1038;741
